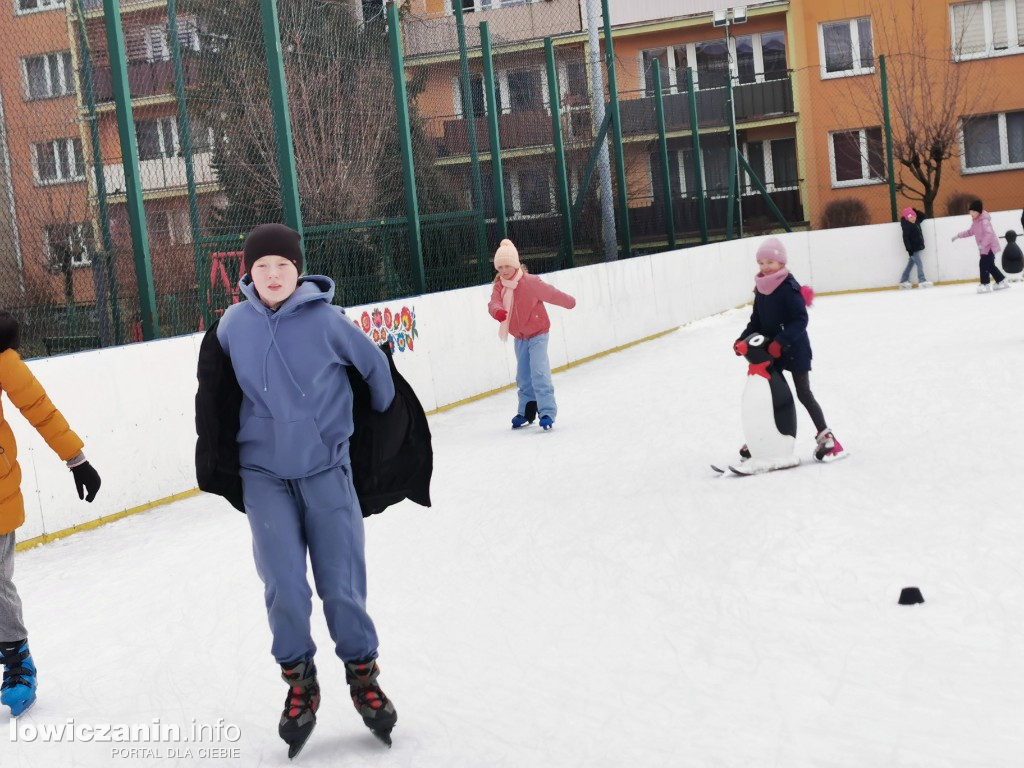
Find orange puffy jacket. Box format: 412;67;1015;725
1;349;84;535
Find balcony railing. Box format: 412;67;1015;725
619;76;795;135
91;57;199;103
81;0;166;12
101;150;216;196
629;189;805;239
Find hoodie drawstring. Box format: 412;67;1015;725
259;311;306;398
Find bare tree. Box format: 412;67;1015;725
835;0;997;217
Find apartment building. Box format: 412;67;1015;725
401;0;1024;249
0;0;91;308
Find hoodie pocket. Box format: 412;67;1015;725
237;416;330;476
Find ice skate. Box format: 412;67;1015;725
345;659;397;747
1;641;37;717
898;281;912;290
977;283;993;293
278;659;320;759
918;281;933;288
511;401;537;429
814;428;847;463
993;281;1010;291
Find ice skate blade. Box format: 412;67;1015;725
8;697;37;718
285;724;315;760
371;728;393;748
816;450;850;464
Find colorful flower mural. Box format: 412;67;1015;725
356;305;418;353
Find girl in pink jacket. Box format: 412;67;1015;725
951;199;1009;293
487;239;576;430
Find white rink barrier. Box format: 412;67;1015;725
11;209;1022;543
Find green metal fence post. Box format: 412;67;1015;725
651;60;676;250
167;0;206;329
480;22;506;241
452;1;489;281
74;0;121;345
545;39;574;268
880;55;898;222
386;3;425;294
259;0;303;236
102;0;159;339
686;67;708;244
726;146;737;239
600;0;631;258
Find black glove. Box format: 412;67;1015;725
71;461;101;503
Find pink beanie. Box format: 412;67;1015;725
493;239;521;269
902;207;916;220
755;237;787;265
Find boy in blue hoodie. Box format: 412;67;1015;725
210;224;397;756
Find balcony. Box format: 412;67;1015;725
401;0;581;60
81;0;167;16
629;189;805;240
618;76;795;136
439;109;556;157
102;150;217;197
91;57;198;103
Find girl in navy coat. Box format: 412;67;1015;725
735;238;845;462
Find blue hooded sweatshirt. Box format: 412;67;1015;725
217;274;395;479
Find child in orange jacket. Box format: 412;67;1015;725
487;239;576;430
0;311;101;716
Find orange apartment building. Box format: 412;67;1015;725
0;0;92;307
401;0;1024;248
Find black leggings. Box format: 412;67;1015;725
790;370;827;434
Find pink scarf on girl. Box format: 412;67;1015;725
754;267;789;295
498;269;523;340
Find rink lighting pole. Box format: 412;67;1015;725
713;6;747;239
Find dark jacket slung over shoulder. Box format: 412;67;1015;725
195;320;432;517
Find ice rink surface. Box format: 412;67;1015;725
7;281;1024;767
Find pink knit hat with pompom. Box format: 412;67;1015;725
493;239;521;269
755;237;787;265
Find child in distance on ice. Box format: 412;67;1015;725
0;312;101;717
734;238;845;463
951;199;1009;293
487;239;576;431
898;207;932;289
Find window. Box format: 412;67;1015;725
445;0;540;12
742;137;798;192
501;166;553;218
147;208;193;246
819;17;874;77
641;33;786;94
22;52;75;100
16;0;63;12
452;67;548;118
126;17;200;63
44;223;93;270
136;118;179;161
31;138;85;185
962;110;1024;171
829;127;885;186
951;1;1024;59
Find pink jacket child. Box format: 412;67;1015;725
952;199;1009;292
487;239;576;431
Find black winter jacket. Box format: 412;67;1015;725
739;274;812;372
900;209;927;254
195;319;432;517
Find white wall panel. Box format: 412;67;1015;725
10;209;1022;539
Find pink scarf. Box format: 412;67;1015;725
498;269;523;341
754;267;789;295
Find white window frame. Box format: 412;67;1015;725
147;208;194;246
506;166;556;219
21;52;75;101
960;110;1024;172
443;0;541;14
14;0;63;15
817;17;875;79
30;137;85;186
44;222;92;269
950;0;1023;60
828;127;885;188
136;117;180;161
639;32;787;94
452;67;549;118
741;138;799;194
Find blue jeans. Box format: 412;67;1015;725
514;333;556;419
900;251;926;283
242;465;378;665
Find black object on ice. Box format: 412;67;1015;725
898;587;924;605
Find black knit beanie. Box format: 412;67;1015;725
243;223;303;276
968;199;983;214
0;311;21;352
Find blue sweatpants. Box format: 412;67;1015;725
241;465;378;665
